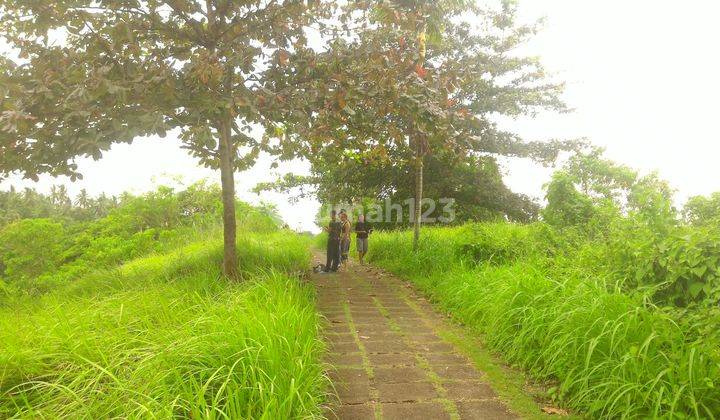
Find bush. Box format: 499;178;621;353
0;219;65;281
628;225;720;307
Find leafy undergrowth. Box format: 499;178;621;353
369;224;720;419
0;229;327;418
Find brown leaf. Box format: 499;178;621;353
541;406;569;416
278;50;290;67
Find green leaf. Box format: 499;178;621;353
692;265;707;277
688;281;704;298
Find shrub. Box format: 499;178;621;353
630;226;720;306
0;219;65;281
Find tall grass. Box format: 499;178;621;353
0;230;327;419
369;224;720;418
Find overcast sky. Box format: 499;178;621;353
2;0;719;232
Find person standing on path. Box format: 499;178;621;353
324;210;342;273
339;210;352;267
354;214;372;265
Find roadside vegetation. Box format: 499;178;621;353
368;152;720;418
1;1;717;418
0;183;327;418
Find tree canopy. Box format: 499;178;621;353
261;0;576;233
684;192;720;226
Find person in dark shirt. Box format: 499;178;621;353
354;214;372;265
324;210;342;272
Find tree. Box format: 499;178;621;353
256;150;542;225
267;0;572;248
684;193;720;226
0;1;329;277
542;148;677;231
75;188;91;209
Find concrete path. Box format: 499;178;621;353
312;254;518;420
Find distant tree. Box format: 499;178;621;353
543;149;677;230
542;171;599;228
257;151;541;225
0;186;52;225
560;148;637;203
684;193;720;226
627;173;676;233
75;189;91;209
49;185;72;216
0;1;330;277
0;185;118;227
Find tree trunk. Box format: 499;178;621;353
413;152;423;251
218;117;238;278
412;19;427;252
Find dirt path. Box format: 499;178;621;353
311;253;518;420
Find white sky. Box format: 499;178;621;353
2;0;719;232
504;0;720;204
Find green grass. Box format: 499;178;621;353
0;230;328;419
368;224;720;419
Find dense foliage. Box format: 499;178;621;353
257;153;542;225
0;185;119;227
685;192;720;226
0;182;282;293
0;184;326;418
367;153;720;418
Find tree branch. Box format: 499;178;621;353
165;2;208;46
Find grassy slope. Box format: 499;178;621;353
0;230;327;419
368;224;720;419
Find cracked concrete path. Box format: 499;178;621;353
311;253;518;420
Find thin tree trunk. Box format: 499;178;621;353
412;20;427;252
218;116;238;278
202;0;238;277
413;152;423;251
218;54;238;278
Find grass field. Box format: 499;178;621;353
368;223;720;419
0;229;327;418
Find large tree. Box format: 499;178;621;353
0;0;330;277
266;0;572;248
